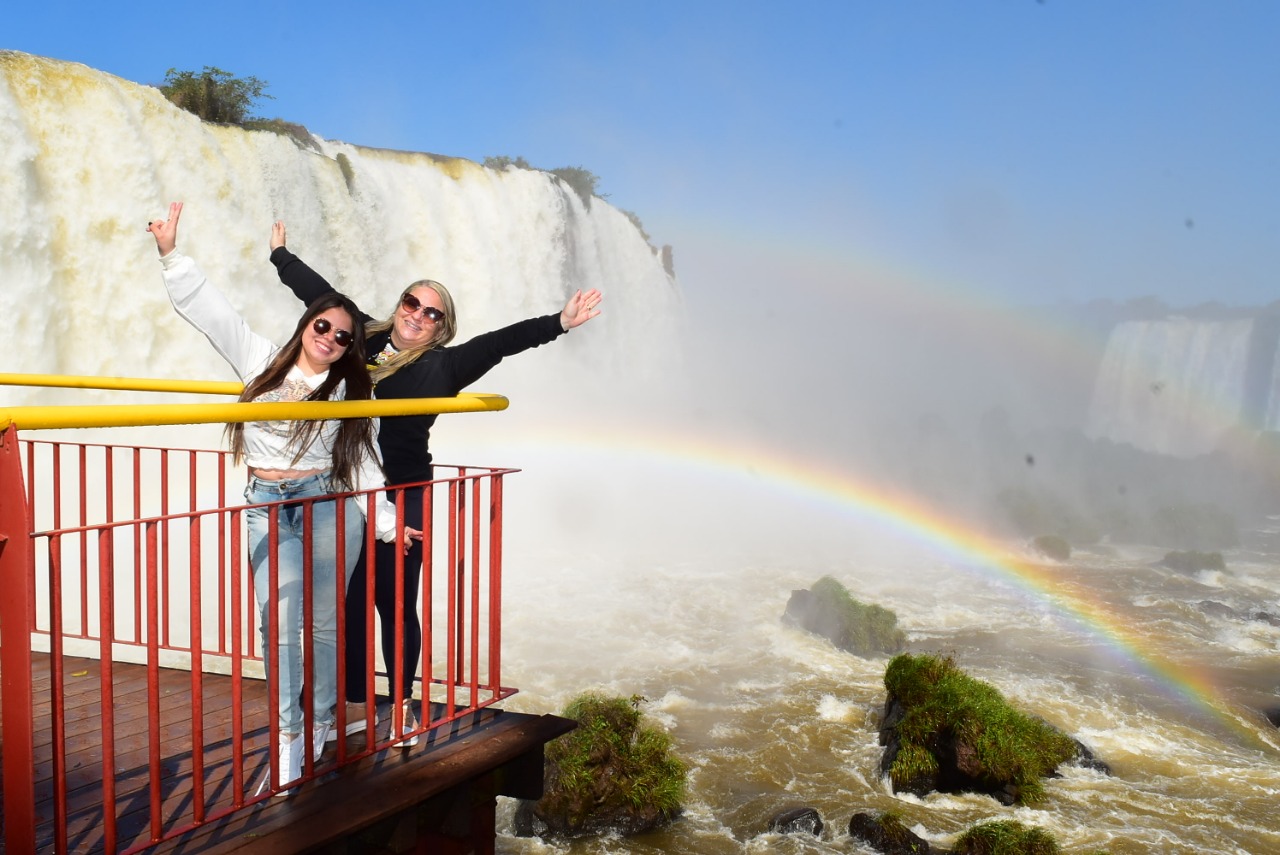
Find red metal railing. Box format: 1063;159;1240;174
0;428;518;853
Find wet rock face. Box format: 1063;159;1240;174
848;812;930;855
768;806;824;836
513;796;674;839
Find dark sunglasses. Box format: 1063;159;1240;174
311;317;354;348
400;293;445;323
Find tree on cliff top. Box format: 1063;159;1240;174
160;67;272;124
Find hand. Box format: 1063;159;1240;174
402;526;423;555
146;202;183;257
560;288;603;331
270;220;287;252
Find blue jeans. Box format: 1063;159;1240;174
244;472;362;735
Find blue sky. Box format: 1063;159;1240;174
6;1;1277;310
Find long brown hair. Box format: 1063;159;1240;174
365;280;458;383
227;293;378;489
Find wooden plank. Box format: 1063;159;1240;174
2;654;571;854
152;711;575;855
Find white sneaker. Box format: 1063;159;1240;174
389;700;420;748
256;733;304;797
326;704;372;742
277;733;304;794
312;721;331;762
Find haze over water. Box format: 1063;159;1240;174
4;53;1280;854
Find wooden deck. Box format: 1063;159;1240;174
1;653;573;854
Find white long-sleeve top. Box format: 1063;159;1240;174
159;249;399;542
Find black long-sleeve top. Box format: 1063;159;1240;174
270;247;566;485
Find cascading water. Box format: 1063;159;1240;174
5;52;1280;854
1085;317;1263;458
0;51;679;419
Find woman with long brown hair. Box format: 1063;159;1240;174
148;203;419;794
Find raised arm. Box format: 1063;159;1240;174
146;202;274;381
268;224;374;325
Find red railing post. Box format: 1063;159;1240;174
489;473;504;694
0;427;37;853
2;434;519;849
470;474;482;697
454;474;467;680
422;483;434;710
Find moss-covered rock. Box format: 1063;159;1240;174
783;576;907;656
1159;550;1226;573
952;819;1060;854
848;811;930;854
1030;535;1071;561
878;654;1079;805
514;693;686;839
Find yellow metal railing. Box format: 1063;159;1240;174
0;373;244;396
0;373;508;431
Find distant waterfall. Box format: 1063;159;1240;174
1085;317;1271;457
0;51;679;421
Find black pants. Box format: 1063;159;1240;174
343;485;425;703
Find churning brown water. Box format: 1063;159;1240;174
488;453;1280;855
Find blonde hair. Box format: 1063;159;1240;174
365;280;458;383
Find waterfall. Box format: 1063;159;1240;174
9;54;1280;855
1084;316;1259;457
0;51;680;431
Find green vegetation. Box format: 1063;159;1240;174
883;653;1077;805
786;576;906;656
548;166;604;207
159;66;272;124
241;117;314;147
483;155;532;170
482;156;606;208
540;693;686;835
952;819;1060;855
621;209;651;243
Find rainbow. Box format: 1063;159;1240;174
486;422;1275;747
683;231;1267;461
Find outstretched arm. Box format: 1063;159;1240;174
559;288;603;331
